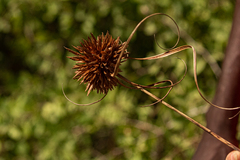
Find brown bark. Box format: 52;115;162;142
192;0;240;159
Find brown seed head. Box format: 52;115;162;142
65;32;129;95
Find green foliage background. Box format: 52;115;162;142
0;0;235;159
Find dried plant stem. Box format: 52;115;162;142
140;86;240;152
117;74;240;151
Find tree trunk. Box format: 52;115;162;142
192;0;240;159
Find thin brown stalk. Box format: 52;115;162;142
141;85;240;152
118;73;240;152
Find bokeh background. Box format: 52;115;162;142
0;0;236;159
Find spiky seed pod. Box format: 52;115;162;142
65;32;129;95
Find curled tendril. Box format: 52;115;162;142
62;84;107;106
119;77;174;108
229;110;240;119
112;13;180;77
126;57;187;89
117;57;186;107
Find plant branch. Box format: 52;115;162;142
140;86;240;152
